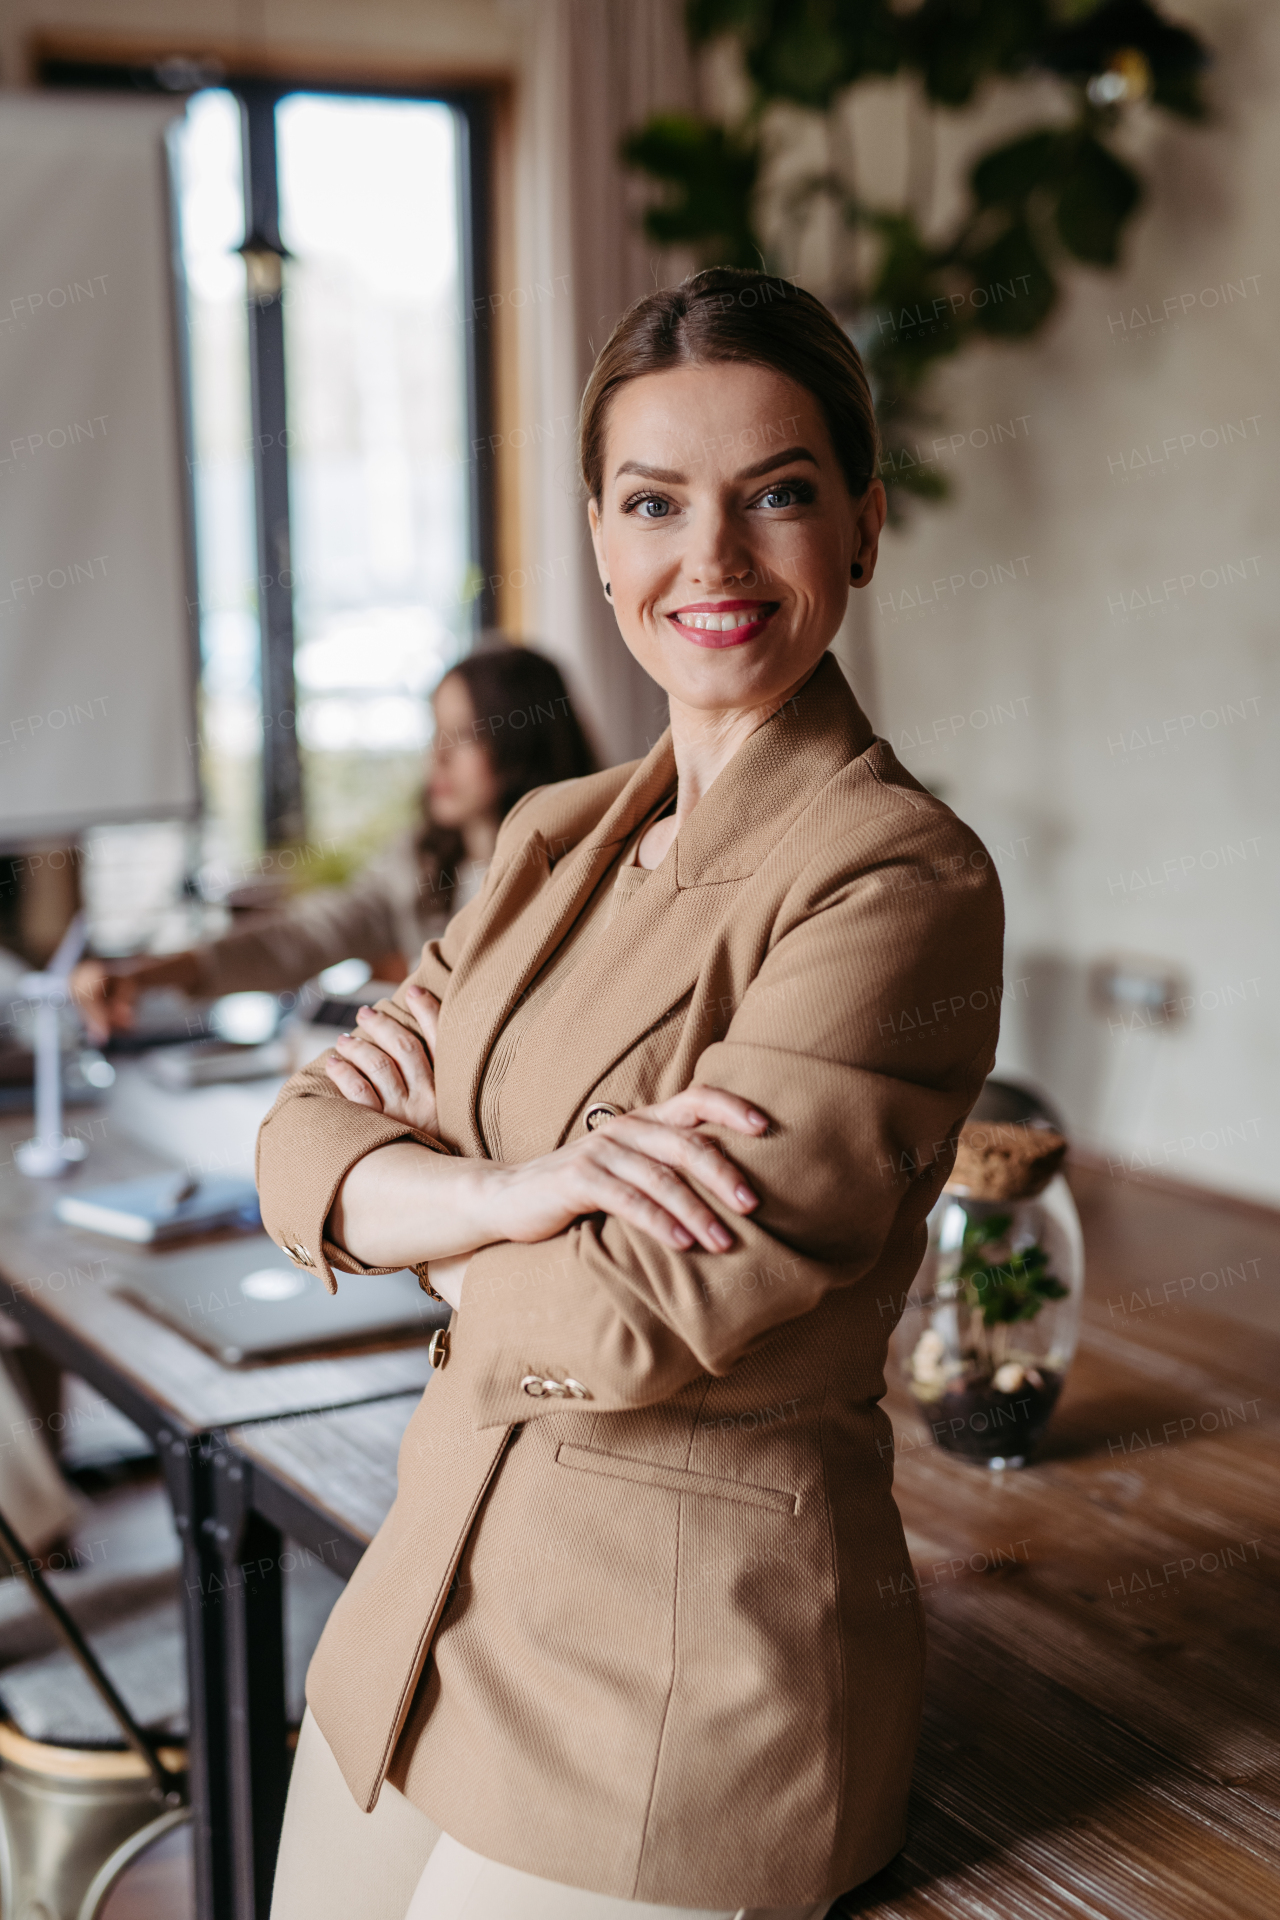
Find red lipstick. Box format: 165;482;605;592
666;599;779;649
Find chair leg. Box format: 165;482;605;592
76;1804;193;1920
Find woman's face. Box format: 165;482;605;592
427;673;504;828
588;361;886;717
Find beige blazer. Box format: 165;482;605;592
255;656;1005;1909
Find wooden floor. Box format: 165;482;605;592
82;1163;1280;1916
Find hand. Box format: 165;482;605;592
490;1085;769;1255
324;985;440;1134
71;952;203;1045
69;959;139;1044
426;1253;469;1312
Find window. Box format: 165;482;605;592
43;56;496;899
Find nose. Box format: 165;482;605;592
683;499;761;591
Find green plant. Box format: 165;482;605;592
622;0;1210;511
953;1212;1069;1325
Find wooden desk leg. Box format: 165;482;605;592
159;1429;237;1920
210;1441;289;1920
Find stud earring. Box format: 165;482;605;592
604;582;612;598
850;561;864;580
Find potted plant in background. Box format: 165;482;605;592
894;1118;1085;1467
623;0;1211;514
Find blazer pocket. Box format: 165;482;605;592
554;1442;798;1516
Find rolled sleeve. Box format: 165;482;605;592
255;1066;453;1292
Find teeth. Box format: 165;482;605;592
678;609;764;631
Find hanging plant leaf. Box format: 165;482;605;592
686;0;775;45
970;128;1064;206
967;219;1057;334
866;213;968;376
1037;0;1209;120
621;115;761;267
690;0;900;108
904;0;1049;108
1054;134;1142;264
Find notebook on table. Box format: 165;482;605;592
111;1239;446;1366
55;1172;262;1244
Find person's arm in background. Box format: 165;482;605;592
70;843;420;1042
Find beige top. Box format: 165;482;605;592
478;823;661;1158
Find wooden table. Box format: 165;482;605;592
227;1394;420;1579
229;1164;1280;1920
0;1104;439;1920
839;1161;1280;1918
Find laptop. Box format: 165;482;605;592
113;1238;446;1366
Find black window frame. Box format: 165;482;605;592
40;55;498;847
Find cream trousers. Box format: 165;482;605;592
271;1710;833;1920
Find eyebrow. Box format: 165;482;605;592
613;445;820;486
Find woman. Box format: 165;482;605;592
258;268;1004;1920
69;644;594;1038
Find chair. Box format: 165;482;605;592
0;1719;187;1920
0;1504;189;1920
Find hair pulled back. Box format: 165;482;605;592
579;267;879;504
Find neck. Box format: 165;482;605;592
667;660;821;829
460;814;500;865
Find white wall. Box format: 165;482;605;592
858;0;1279;1203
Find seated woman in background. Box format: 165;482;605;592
70;644;595;1040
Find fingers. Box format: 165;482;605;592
330;1029;409;1106
353;1004;434;1092
404;984;440;1051
582;1167;704;1253
323;1053;384;1110
602;1112;759;1215
588;1138;735;1253
650;1084;769;1136
104;976;139;1032
70;964;110;1045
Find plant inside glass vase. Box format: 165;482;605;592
910;1210;1070;1464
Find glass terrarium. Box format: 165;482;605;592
895;1121;1084;1469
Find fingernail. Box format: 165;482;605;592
673;1227;694;1249
748;1110;767;1127
337;1031;352;1039
709;1224;733;1251
735;1184;756;1208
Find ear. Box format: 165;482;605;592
850;478;888;589
587;496;609;590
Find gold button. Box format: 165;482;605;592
428;1329;449;1370
521;1374;548;1397
584;1103;619;1132
290;1244;312;1267
564;1379;589;1399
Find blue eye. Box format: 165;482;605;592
760;482;810;509
638;497;670;518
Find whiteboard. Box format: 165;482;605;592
0;96;200;845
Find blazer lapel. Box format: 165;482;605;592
493;655;875;1151
435;734;678;1153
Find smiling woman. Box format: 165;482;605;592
256;268;1005;1920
